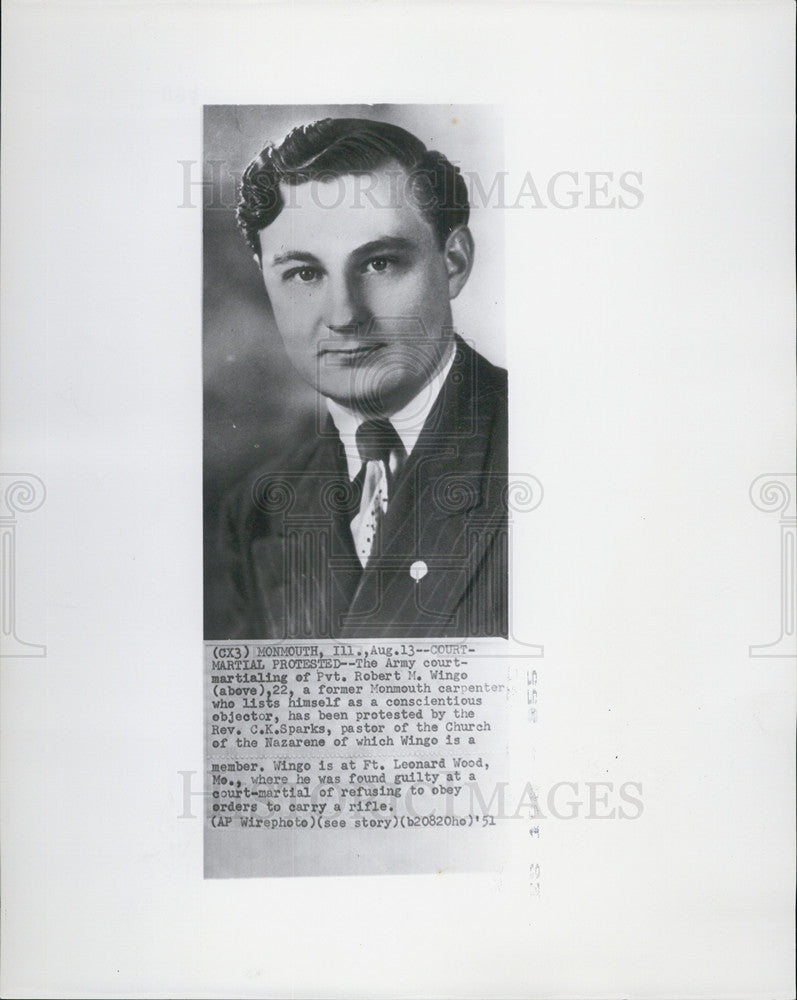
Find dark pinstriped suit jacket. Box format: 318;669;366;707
210;337;507;639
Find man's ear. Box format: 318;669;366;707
444;225;475;300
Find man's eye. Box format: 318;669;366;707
364;257;394;273
285;266;320;283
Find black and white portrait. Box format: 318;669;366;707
204;105;507;639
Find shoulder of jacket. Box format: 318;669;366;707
221;420;328;523
463;343;507;407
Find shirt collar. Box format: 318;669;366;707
326;343;456;480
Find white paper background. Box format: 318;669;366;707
1;2;794;997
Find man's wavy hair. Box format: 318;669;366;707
236;117;470;260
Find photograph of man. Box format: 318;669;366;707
207;115;508;639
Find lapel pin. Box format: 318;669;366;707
410;560;428;582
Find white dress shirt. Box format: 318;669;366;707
326;344;456;566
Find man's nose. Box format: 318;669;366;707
324;274;367;334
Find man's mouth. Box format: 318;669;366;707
318;343;385;362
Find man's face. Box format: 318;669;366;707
257;165;470;414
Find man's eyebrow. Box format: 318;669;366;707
270;237;417;268
270;250;321;267
351;236;416;258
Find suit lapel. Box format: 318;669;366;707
342;339;505;636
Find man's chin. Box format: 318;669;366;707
316;376;413;416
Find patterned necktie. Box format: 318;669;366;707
351;417;403;568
